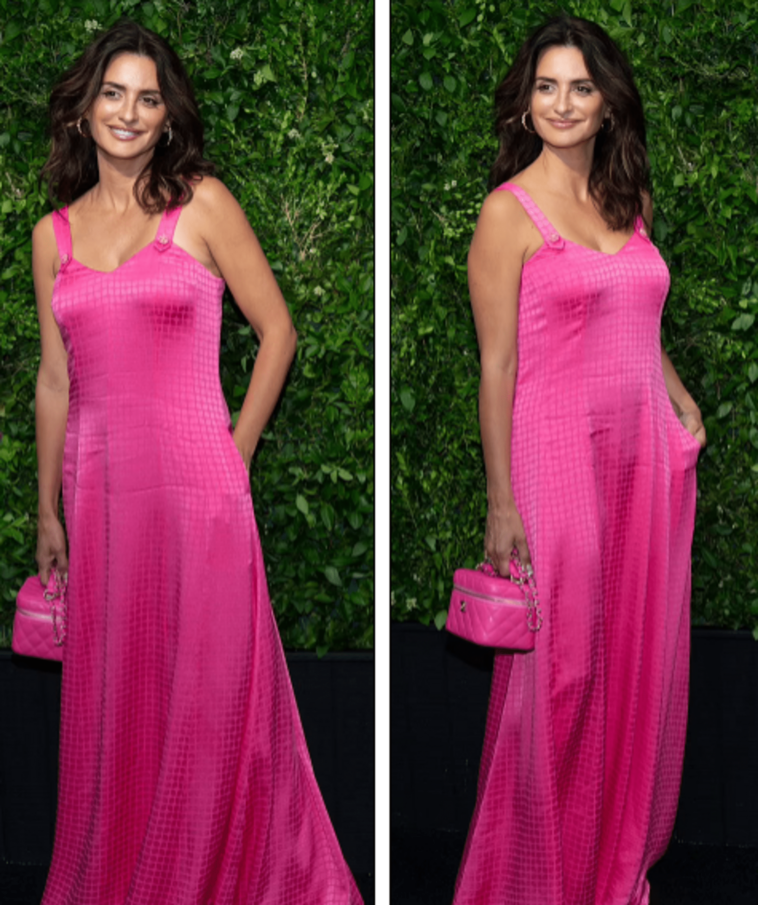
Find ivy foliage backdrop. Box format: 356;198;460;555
392;0;758;636
0;0;373;652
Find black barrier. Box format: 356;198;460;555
0;649;373;877
391;622;758;846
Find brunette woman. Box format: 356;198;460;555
34;20;362;904
456;16;703;905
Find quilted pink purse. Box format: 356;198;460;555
12;570;67;662
447;558;542;651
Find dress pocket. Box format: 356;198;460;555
226;433;251;493
670;409;702;461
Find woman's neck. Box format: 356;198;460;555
533;142;595;202
90;150;151;213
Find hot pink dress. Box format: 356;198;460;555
454;184;699;905
42;204;363;905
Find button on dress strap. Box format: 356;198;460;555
636;215;649;240
495;182;565;249
52;207;73;268
153;204;183;252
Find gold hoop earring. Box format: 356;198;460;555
604;112;615;132
76;117;88;137
521;111;535;134
164;125;173;146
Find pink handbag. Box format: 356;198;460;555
12;570;67;662
447;558;542;651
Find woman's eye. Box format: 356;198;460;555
142;97;159;106
576;85;593;95
102;89;119;98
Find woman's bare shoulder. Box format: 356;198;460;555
475;184;533;242
32;212;57;257
185;175;239;213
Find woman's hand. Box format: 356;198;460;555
233;434;252;472
36;514;68;585
485;499;531;577
680;407;707;448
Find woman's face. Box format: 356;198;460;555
529;45;607;148
87;53;169;161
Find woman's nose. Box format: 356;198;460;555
119;97;139;124
553;86;572;116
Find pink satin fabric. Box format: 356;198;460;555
42;205;362;904
454;184;699;905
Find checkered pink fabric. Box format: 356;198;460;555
42;205;362;904
454;183;699;905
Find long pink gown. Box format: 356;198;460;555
42;204;363;905
454;183;699;905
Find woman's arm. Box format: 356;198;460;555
642;193;706;449
189;178;297;469
661;349;706;447
469;190;534;573
32;215;70;583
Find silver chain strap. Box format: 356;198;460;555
480;551;543;633
43;569;68;646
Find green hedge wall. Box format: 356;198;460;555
0;0;373;652
391;0;758;637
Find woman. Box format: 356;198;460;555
34;20;362;905
456;16;703;905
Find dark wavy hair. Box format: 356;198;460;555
41;20;214;212
490;16;649;231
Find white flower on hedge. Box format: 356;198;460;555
287;128;301;139
230;47;244;61
406;598;418;610
324;152;335;164
253;70;265;87
313;286;325;297
84;19;100;32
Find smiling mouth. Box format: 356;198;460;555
109;127;143;140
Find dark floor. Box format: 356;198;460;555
0;864;374;905
391;827;758;905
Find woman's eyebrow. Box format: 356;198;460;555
100;80;162;94
534;76;596;85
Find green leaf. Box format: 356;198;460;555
324;566;342;586
458;8;476;27
435;111;447;127
400;388;415;412
716;402;733;418
419;72;433;91
443;76;457;93
732;313;755;331
401;29;413;45
433;609;448;630
748;363;758;384
296;494;309;515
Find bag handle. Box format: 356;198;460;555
43;569;68;647
479;551;543;633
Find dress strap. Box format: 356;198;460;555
52;207;73;267
153;204;183;252
634;214;651;240
495;182;564;248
